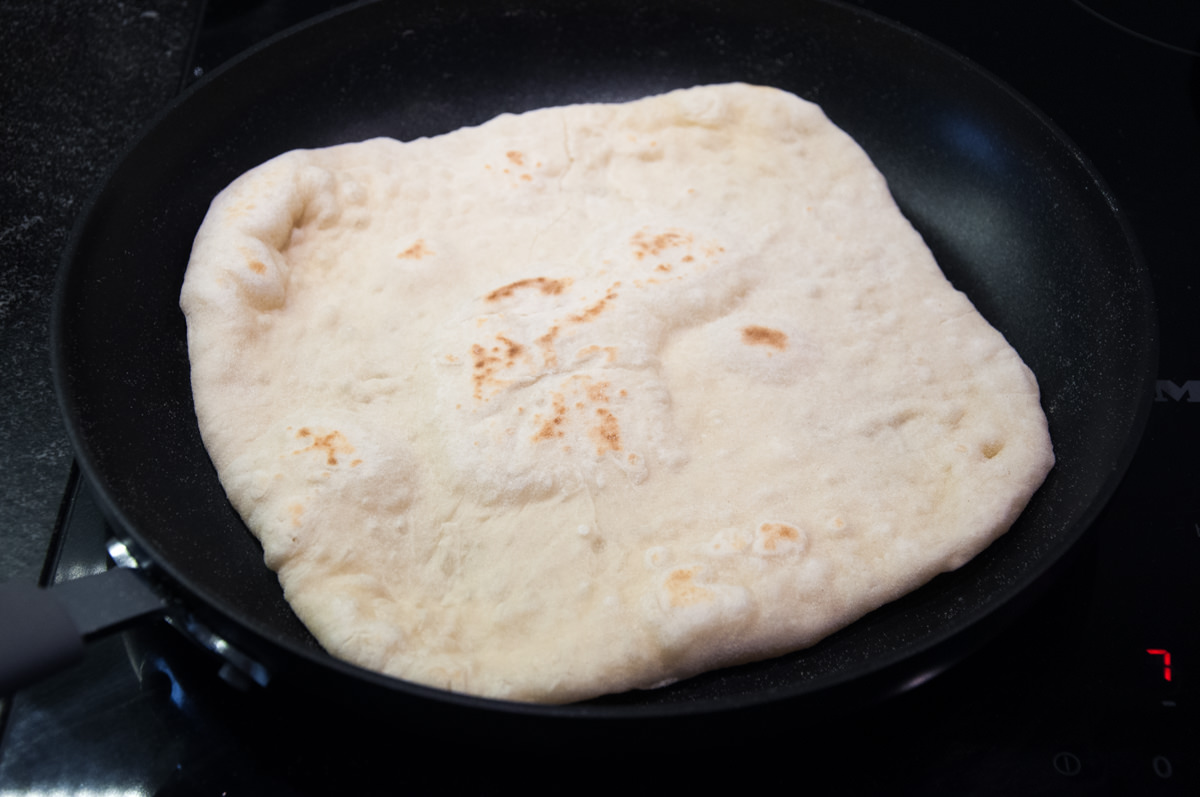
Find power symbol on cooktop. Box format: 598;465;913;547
1053;751;1083;777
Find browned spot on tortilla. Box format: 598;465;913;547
470;333;533;400
568;283;619;323
592;408;622;454
497;335;522;359
486;277;568;302
576;344;618;364
506;150;524;166
664;567;712;608
758;522;801;552
294;428;355;466
288;503;304;528
397;239;432;259
585;380;611;404
471;344;497;400
655;263;671;273
248;260;267;275
536;326;560;369
520;173;532;182
742;325;788;351
533;393;568;441
981;440;1004;459
571;297;611;322
631;229;692;260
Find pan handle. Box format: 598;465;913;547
0;567;165;695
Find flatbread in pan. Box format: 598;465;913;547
180;83;1053;703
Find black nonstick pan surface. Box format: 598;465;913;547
49;0;1154;740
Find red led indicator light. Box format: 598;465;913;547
1147;649;1172;682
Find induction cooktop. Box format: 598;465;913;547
1;1;1196;793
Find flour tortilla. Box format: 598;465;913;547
180;83;1054;703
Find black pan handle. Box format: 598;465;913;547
0;567;165;695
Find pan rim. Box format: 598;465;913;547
49;0;1157;721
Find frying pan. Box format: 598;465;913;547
8;0;1155;742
